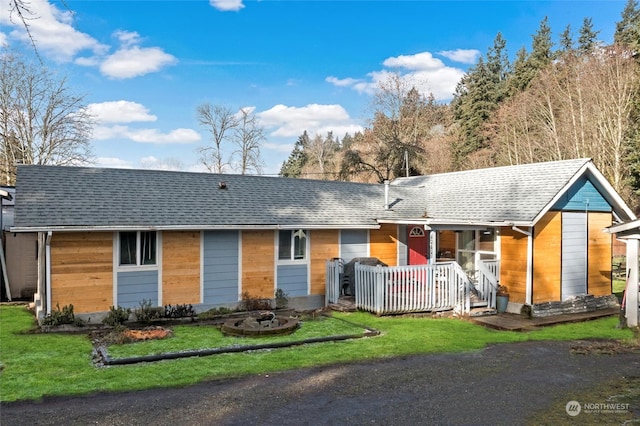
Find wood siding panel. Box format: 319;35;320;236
310;230;339;295
588;212;612;296
438;231;456;258
499;227;528;304
50;232;113;313
533;211;562;303
162;231;201;305
241;231;275;298
370;224;398;267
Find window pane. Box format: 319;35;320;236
120;232;137;265
459;230;475;251
479;229;495;252
279;230;292;260
140;232;157;265
293;230;306;260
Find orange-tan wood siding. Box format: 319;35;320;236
241;230;275;298
162;231;201;305
310;230;339;295
50;232;113;313
532;211;562;303
588;212;612;296
438;231;456;259
499;227;528;304
370;224;398;266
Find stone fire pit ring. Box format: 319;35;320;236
221;312;299;337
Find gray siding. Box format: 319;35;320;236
117;270;158;308
562;212;587;300
277;264;308;297
397;224;407;266
340;230;368;262
203;230;239;304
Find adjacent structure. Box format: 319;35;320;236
11;158;636;321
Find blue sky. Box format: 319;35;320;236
0;0;627;175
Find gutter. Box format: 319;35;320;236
10;223;382;233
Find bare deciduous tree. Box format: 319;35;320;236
490;45;639;194
341;74;437;182
232;107;264;175
196;103;237;173
0;52;93;185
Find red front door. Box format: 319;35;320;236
408;225;428;265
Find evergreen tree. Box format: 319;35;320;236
451;57;498;166
615;0;640;55
529;17;554;67
505;47;531;96
577;18;600;54
615;0;640;209
279;131;309;177
559;24;574;53
486;32;510;102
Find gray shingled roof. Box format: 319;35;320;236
14;159;619;231
13;165;426;230
392;158;592;223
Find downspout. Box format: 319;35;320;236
45;231;52;315
512;226;533;305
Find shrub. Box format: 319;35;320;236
240;291;272;311
275;288;289;309
102;306;131;326
42;304;84;327
164;304;195;319
134;300;163;323
197;307;234;320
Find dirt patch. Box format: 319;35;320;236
570;338;640;355
122;326;172;341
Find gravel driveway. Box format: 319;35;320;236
2;340;639;425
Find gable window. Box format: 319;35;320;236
279;229;307;261
119;231;157;266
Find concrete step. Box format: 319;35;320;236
469;307;497;317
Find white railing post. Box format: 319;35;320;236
375;265;384;314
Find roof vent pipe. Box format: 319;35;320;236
384;180;390;210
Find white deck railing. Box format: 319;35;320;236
476;260;500;309
325;258;343;305
325;259;499;315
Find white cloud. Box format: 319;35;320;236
0;0;107;61
99;31;177;79
263;141;295;153
438;49;480;64
325;76;361;87
383;52;445;71
209;0;245;12
85;101;157;124
139;156;185;171
93;125;201;144
0;31;7;47
95;157;133;169
257;104;364;138
326;50;467;101
0;2;175;78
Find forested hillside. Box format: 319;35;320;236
279;0;640;211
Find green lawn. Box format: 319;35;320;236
107;316;369;359
0;304;636;402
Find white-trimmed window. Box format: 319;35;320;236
119;231;157;266
278;229;307;261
